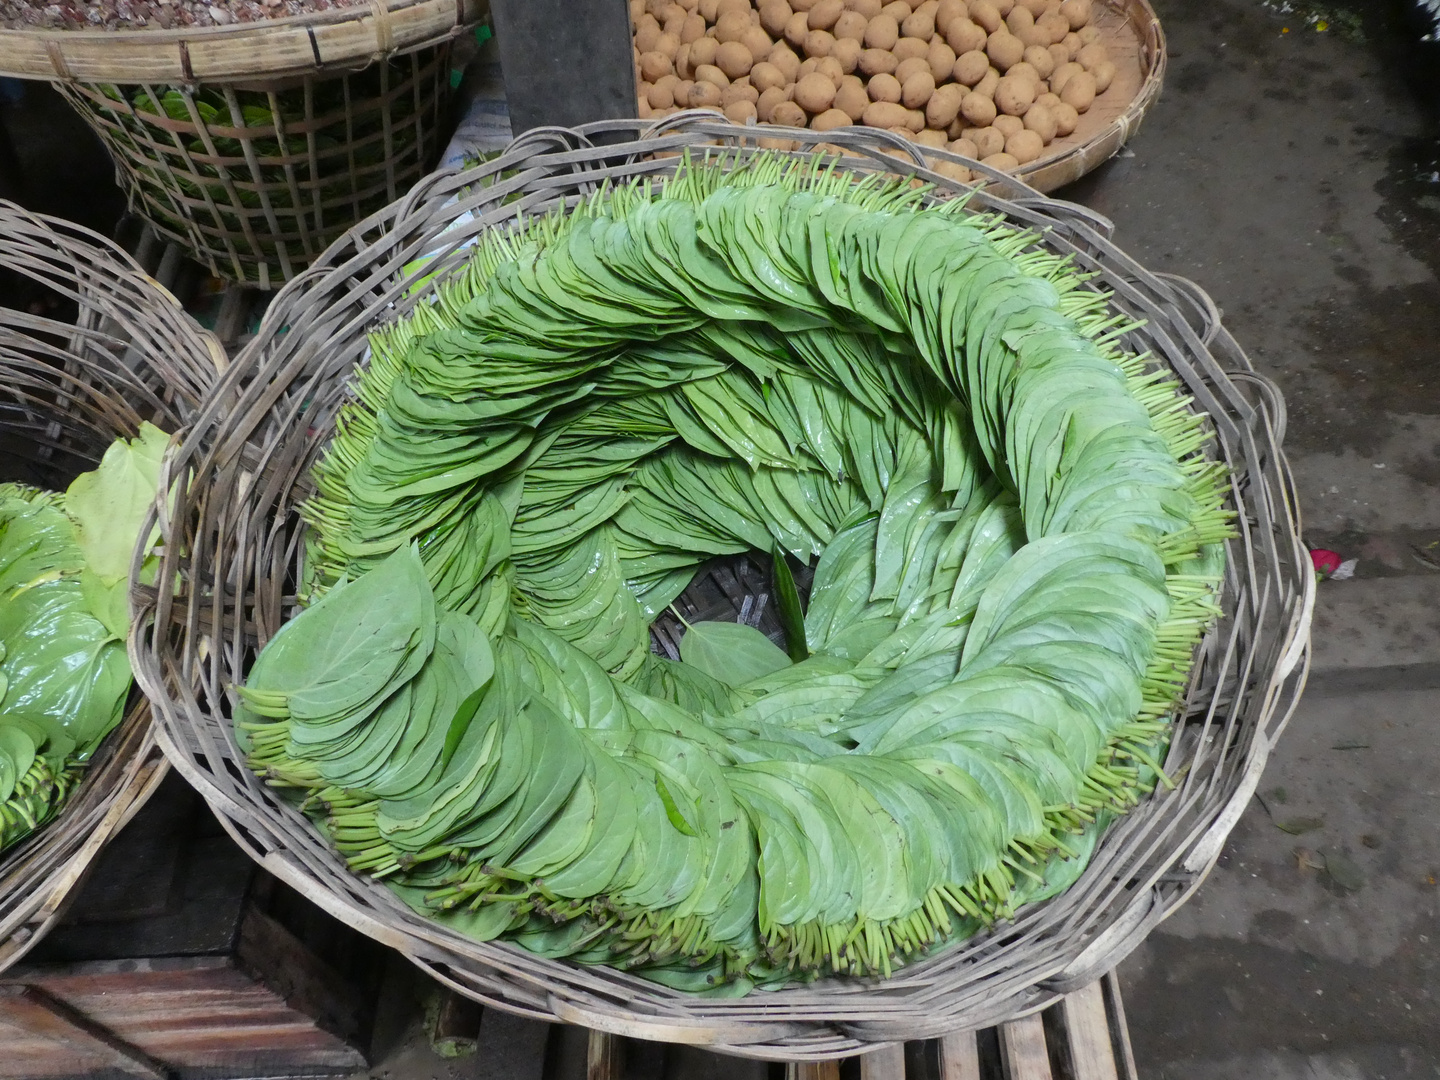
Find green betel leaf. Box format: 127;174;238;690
678;621;792;688
64;421;169;588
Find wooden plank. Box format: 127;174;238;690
999;1014;1053;1080
940;1031;982;1080
860;1044;907;1080
0;984;169;1079
785;1062;840;1080
1061;982;1120;1080
1102;971;1139;1080
587;1029;624;1080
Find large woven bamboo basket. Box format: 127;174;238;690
0;202;225;974
133;119;1312;1060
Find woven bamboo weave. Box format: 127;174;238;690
0;202;225;974
132;119;1312;1060
0;0;485;83
57;44;454;287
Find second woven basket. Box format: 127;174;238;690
133;120;1311;1060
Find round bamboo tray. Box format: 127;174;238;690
54;44;456;287
0;202;225;975
0;0;485;83
133;120;1311;1060
635;0;1164;195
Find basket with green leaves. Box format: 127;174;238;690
0;202;223;972
134;119;1311;1059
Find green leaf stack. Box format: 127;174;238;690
0;423;170;853
238;156;1232;991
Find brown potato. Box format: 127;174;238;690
663;9;687;35
1050;60;1083;93
1007;60;1041;83
1004;4;1033;37
953;48;990;84
992;112;1022;135
868;71;903;101
880;0;911;18
833;9;869;37
1076;41;1107;69
742;25;775;56
772;99;808;125
913;127;948;147
1047;41;1072;68
1022;44;1054;77
790;0;819;9
949;135;978;157
785;10;811;44
794;70;838;111
901;6;935;37
846;0;883;14
798;56;821;75
638;95;654;118
723;99;758;123
1036;10;1069;43
935;0;966;32
831;37;862;71
980;150;1020;170
893;36;928;61
714;11;749;41
1091;58;1114;93
674;78;696;103
680;10;707;42
1005;127;1043;162
902;69;936;107
635;15;662;53
769;42;803;78
1035;90;1060;107
1022;100;1056;140
698;0;719;16
865;12;901;48
859;47;899;74
973;65;1001;96
947;116;966;138
804;28;836;55
991;0;1013;13
942;16;984;52
925;82;965;126
655;30;682;57
715;40;754;77
749;60;787;91
1062;30;1082;54
994;73;1034;114
935;160;974;182
1059;0;1089;28
650;73;680;106
969;125;1004;155
967;0;1001;31
640;51;674;81
1052;99;1077;134
834;77;870;117
926;38;957;80
811;106;854;129
675;41;694;78
756;85;791;119
1076;23;1100;43
759;0;793;35
895;55;930;83
862;99;910;127
815;54;844;81
631;0;647;20
689;80;724;107
1059;68;1094;110
986;29;1024;69
904;107;926;130
695;63;731;88
808;0;844;28
687;37;717;68
959;90;997;125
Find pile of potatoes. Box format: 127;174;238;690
632;0;1120;177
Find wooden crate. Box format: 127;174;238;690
0;774;388;1079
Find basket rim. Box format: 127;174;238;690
131;124;1313;1058
0;0;484;83
0;200;223;975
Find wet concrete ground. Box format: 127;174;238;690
1069;0;1440;1075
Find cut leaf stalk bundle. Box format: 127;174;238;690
236;154;1232;991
